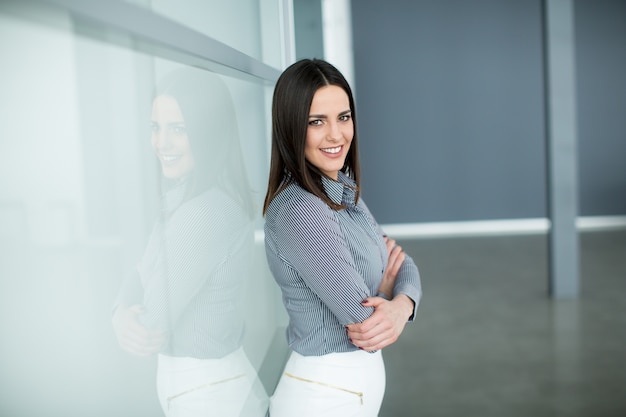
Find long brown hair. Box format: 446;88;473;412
155;68;254;219
263;59;360;214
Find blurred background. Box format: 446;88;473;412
0;0;624;416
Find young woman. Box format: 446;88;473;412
112;68;267;416
263;59;422;416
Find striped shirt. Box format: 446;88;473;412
116;180;253;358
264;172;422;356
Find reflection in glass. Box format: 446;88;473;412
112;67;268;416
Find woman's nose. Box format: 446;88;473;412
328;121;342;141
153;130;171;149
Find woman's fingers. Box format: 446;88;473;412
113;304;166;356
346;297;408;351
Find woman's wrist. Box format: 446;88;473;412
392;294;415;320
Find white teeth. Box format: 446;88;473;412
161;155;181;162
321;146;341;154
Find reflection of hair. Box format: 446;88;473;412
155;68;254;218
263;59;360;214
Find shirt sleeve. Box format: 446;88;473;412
112;269;143;314
140;192;249;330
391;254;422;321
269;194;375;326
359;200;423;321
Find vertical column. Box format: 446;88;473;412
543;0;580;298
279;0;296;68
322;0;355;89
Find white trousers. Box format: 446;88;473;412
270;350;385;417
156;347;269;417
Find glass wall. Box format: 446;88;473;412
0;1;288;416
144;0;283;68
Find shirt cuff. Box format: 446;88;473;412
394;285;422;321
376;291;391;300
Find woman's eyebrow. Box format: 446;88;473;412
308;109;351;118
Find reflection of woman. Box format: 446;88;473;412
112;68;267;416
263;59;422;416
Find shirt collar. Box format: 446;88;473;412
321;171;357;208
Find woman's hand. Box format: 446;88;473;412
345;294;414;352
112;304;166;357
377;236;405;299
347;236;412;352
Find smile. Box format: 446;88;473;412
321;146;342;154
160;154;182;163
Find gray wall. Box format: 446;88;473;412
575;0;626;216
294;0;325;60
351;0;626;224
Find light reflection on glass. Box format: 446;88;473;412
112;68;268;416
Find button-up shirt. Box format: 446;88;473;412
264;172;422;356
116;182;252;358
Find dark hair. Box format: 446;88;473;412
263;59;360;214
155;68;254;218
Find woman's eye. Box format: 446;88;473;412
308;119;323;126
339;114;351;122
150;123;160;133
170;124;187;134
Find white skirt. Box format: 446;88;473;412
156;347;268;417
270;350;385;417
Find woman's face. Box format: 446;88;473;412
304;85;354;181
151;95;195;179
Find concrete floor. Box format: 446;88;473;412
380;230;626;417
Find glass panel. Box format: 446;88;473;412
123;0;284;68
0;4;285;416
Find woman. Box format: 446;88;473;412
112;68;267;416
263;59;422;416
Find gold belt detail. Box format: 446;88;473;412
166;373;246;409
284;372;364;405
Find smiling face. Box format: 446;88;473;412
151;95;195;179
305;85;354;181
